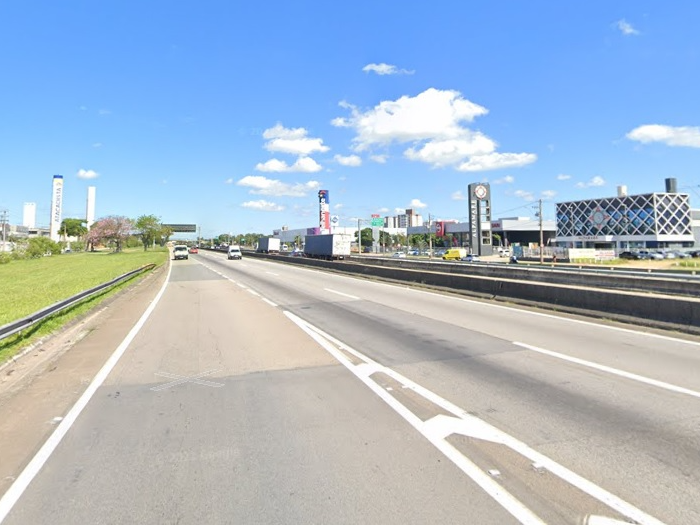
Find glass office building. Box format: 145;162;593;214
556;183;694;249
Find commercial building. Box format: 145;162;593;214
22;202;36;229
555;179;696;249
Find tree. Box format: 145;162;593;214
60;218;88;239
493;233;502;247
157;225;173;246
134;214;162;251
86;216;133;252
26;237;61;258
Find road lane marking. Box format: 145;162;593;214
151;370;224;391
262;298;278;307
284;311;667;525
325;288;360;300
0;259;173;523
266;271;279;276
247;289;260;297
513;341;700;400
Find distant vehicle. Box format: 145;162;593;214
173;245;189;260
288;249;304;257
689;250;700;258
618;251;642;260
461;254;480;262
188;246;198;254
281;244;289;251
392;251;407;258
303;234;351;260
257;237;281;253
408;249;420;256
442;248;467;260
497;247;511;257
637;250;663;260
227;245;242;260
671;251;691;259
434;249;447;257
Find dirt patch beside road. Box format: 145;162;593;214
0;264;168;497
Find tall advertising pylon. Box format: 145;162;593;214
49;175;64;241
318;190;330;234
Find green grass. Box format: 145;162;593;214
0;248;168;325
0;248;168;364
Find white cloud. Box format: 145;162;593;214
515;189;535;202
616;19;640;36
541;190;557;200
237;175;320;197
451;190;466;201
255;156;322;173
394;207;405;214
334;203;344;210
492;175;515;185
405;134;496;167
557;173;571;180
576;176;606;188
333;88;488;149
262;123;329;155
457;152;537;172
410;198;427;209
334;154;362;167
362;63;414;75
241;200;284;211
378;207;389;213
626;124;700;148
333;88;536;171
370;154;388;164
92;142;102;148
224;178;234;184
77;169;99;179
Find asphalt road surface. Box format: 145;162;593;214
2;251;700;524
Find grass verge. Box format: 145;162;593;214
0;248;168;364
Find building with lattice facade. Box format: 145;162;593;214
555;179;695;249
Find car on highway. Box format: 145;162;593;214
188;246;199;254
461;254;480;262
637;250;663;260
434;249;447;257
227;245;243;260
173;245;189;260
618;251;643;260
288;249;304;257
392;251;407;258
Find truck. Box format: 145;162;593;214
303;234;351;260
257;237;281;253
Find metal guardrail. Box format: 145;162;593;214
0;264;156;342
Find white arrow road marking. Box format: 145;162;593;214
285;311;667;525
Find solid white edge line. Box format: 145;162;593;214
262;298;278;307
513;341;700;400
324;288;360;300
288;313;667;525
0;260;173;523
283;310;546;525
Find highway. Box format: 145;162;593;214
2;250;700;524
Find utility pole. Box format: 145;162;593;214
538;199;544;264
0;209;7;254
357;218;361;255
428;213;433;259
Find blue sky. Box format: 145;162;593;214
2;1;700;238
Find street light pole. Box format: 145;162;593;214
538;199;544;264
428;213;433;259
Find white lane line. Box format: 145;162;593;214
0;261;173;523
324;288;360;300
266;271;279;276
285;311;545;525
285;312;667;525
513;341;700;400
317;268;700;347
262;298;278;307
247;289;260;297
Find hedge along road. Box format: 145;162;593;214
0;248;169;363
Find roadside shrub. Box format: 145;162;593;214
26;237;61;258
